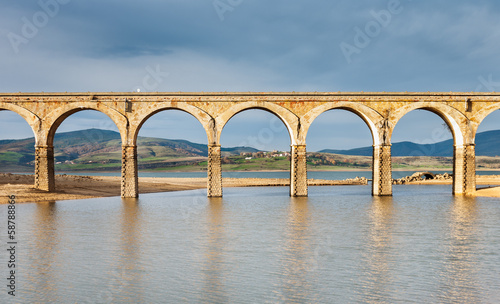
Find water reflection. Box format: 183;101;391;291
361;196;395;303
5;186;500;303
114;198;146;302
438;196;481;303
280;197;313;302
202;197;228;303
29;202;59;303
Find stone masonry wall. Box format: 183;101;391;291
290;145;308;197
121;145;138;198
207;144;222;197
34;145;55;192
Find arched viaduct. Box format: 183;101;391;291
1;92;499;198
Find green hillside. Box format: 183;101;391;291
1;128;500;172
0;129;258;172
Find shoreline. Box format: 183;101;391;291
473;185;500;197
1;173;499;203
0;173;367;204
6;168;500;175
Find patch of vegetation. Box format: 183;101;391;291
307;153;371;169
220;156;290;171
2;128;500;172
0;152;25;163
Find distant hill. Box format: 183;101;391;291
320;130;500;157
0;129;259;171
1;128;500;172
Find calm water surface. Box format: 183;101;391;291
1;185;499;303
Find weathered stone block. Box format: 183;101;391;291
453;144;476;195
290;145;308;197
35;145;55;192
121;145;138;198
372;145;392;196
208;144;222;197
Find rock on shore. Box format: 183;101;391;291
393;172;452;185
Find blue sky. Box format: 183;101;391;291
1;0;500;151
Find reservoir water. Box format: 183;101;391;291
54;170;500;180
1;185;499;303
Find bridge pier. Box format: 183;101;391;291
207;144;222;197
453;144;476;195
290;145;308;197
121;145;138;198
34;145;55;192
372;144;392;196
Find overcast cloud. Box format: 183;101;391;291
1;0;500;150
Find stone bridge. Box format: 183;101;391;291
1;92;499;198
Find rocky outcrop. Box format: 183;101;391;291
393;172;452;184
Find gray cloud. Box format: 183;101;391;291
1;0;500;149
3;0;500;91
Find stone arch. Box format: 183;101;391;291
129;102;214;146
43;102;128;146
388;102;469;146
0;102;40;142
302;102;384;146
215;101;299;145
470;103;500;140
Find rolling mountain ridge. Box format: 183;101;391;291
1;128;499;171
320;130;500;157
0;129;258;171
